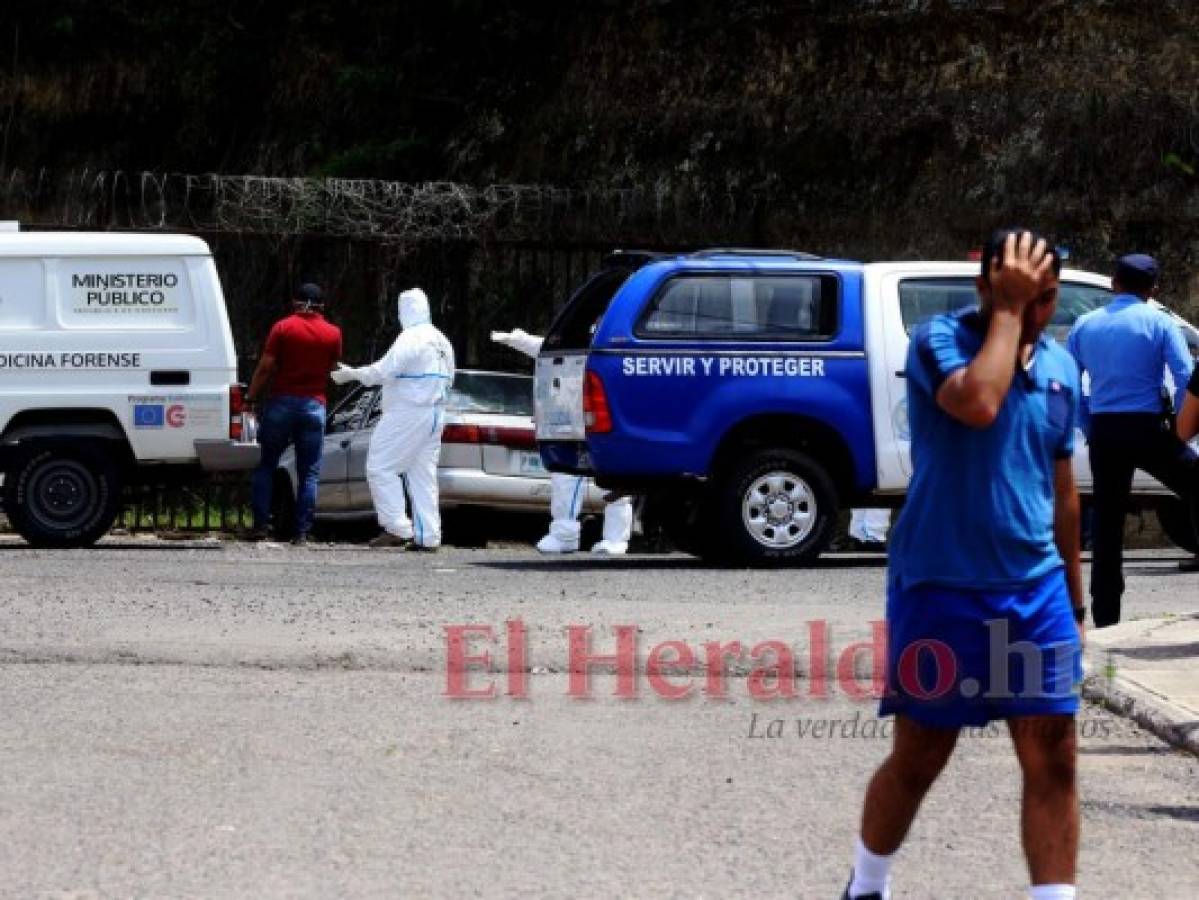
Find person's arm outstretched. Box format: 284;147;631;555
330;337;412;386
491;328;545;359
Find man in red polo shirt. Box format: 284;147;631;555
245;283;343;543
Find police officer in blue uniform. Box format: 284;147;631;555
1067;254;1197;627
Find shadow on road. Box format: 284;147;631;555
1125;560;1197;575
1082;799;1199;823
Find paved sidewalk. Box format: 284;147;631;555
1084;611;1199;754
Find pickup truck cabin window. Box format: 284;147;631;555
898;277;1111;342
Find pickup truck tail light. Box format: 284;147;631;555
442;423;537;449
583;370;612;434
229;384;246;440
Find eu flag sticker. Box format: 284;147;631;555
133;404;165;428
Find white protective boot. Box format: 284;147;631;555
537;472;585;553
591;496;633;555
849;508;891;546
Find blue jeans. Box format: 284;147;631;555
251;396;326;535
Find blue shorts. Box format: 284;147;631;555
878;568;1083;728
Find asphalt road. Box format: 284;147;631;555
1;538;1197;898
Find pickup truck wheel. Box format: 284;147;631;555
711;448;838;566
1156;495;1198;553
3;444;123;548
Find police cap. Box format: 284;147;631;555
1114;254;1159;294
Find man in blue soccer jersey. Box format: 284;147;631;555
842;231;1086;900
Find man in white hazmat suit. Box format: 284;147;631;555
491;327;633;555
332;288;456;550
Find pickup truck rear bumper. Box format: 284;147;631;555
195;439;260;472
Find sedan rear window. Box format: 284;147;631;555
446;373;534;416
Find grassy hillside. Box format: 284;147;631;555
3;1;1199;311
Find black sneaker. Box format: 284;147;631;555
291;534;310;547
405;542;438;553
241;527;271;543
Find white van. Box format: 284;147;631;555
0;225;258;547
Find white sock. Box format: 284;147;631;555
1028;885;1075;900
849;836;893;899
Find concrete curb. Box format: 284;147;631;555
1082;660;1199;757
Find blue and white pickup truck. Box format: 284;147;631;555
534;249;1199;565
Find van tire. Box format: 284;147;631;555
4;443;124;548
708;448;838;566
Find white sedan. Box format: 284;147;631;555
274;370;605;539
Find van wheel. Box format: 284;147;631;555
708;448;838;566
1156;496;1198;553
4;444;123;548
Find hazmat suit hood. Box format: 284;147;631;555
398;288;432;330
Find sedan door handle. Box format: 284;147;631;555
340;439;351;449
895;371;907;379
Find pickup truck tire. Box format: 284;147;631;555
3;443;123;548
1155;495;1198;553
710;448;838;566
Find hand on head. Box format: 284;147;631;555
989;231;1057;316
